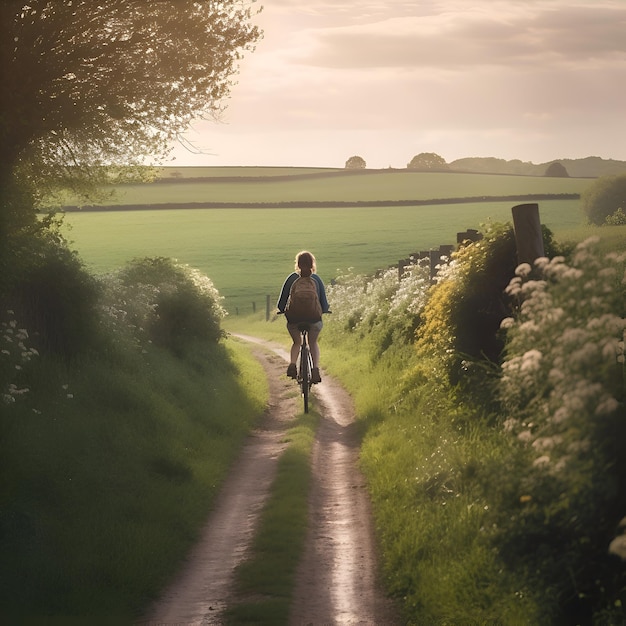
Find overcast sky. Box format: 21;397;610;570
168;0;626;169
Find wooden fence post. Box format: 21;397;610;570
398;259;406;281
511;203;544;266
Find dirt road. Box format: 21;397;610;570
139;335;398;625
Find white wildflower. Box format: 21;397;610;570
609;535;626;560
595;396;619;416
552;407;569;424
532;436;562;451
503;418;518;432
500;317;515;330
533;455;551;468
521;349;542;372
549;368;565;383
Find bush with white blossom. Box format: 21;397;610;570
325;261;431;357
492;236;626;615
1;310;38;405
499;237;625;471
102;257;227;353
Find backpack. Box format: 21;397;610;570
285;276;323;323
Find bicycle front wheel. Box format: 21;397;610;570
300;344;310;413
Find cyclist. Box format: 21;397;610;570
277;250;330;383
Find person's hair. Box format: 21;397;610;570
294;250;316;276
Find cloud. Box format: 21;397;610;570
295;3;626;70
171;0;626;167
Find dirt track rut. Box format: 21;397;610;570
139;335;398;625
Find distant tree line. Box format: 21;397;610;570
343;151;626;226
344;153;626;178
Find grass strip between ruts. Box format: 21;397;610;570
224;407;319;624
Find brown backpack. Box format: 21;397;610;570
285;276;323;323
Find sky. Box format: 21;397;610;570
167;0;626;169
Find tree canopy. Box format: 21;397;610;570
345;155;366;169
407;152;448;171
544;162;569;177
581;174;626;225
0;0;261;231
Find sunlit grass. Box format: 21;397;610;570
67;169;590;206
62;198;584;316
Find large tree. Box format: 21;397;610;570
345;155;366;169
407;152;448;171
0;0;261;232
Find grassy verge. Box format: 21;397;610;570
0;337;267;623
225;408;318;624
319;333;541;623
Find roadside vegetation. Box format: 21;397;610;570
0;228;267;622
316;223;625;623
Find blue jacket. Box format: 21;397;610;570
276;272;330;314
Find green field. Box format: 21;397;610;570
59;168;601;314
62;202;584;315
70;169;589;207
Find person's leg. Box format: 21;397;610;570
308;326;321;368
287;324;301;376
308;322;322;382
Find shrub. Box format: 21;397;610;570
5;222;100;359
415;222;562;390
605;207;626;226
581;174;626;225
111;257;226;354
325;262;430;361
414;222;518;388
494;237;626;620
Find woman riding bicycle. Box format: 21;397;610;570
276;250;330;384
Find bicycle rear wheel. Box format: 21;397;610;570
300;344;310;413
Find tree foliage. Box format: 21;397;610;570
345;155;366;169
0;0;261;232
544;161;569;177
581;174;626;225
407;152;448;171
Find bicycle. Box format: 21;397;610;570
277;312;319;414
295;322;315;414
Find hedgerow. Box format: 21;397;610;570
492;238;626;621
324;223;626;623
